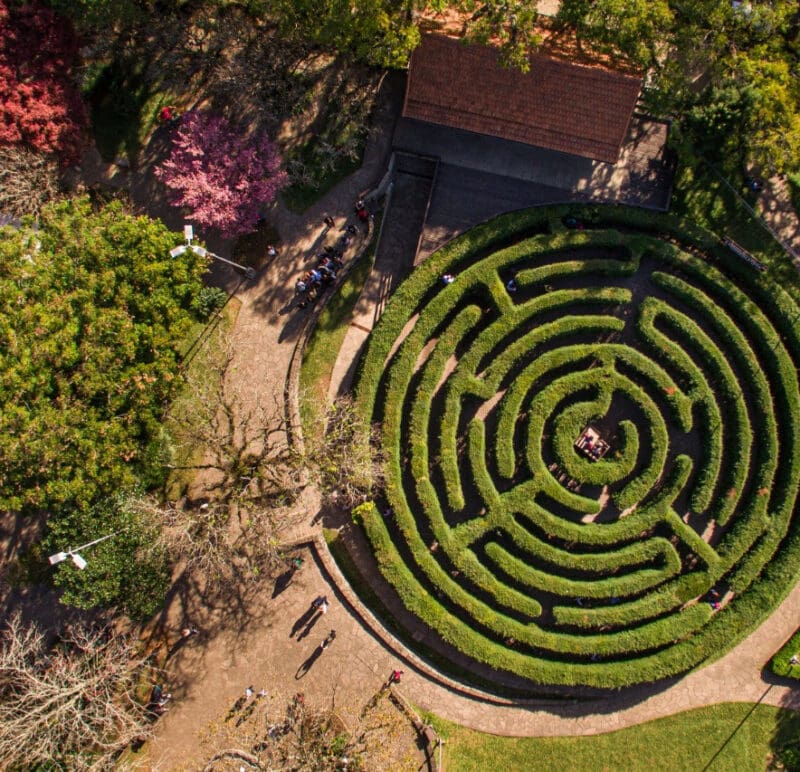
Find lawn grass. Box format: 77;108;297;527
670;154;800;298
298;232;378;436
670;157;781;262
428;703;800;772
163;298;241;500
768;626;800;681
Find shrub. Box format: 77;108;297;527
0;1;87;163
191;286;228;320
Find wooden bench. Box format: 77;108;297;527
723;236;765;272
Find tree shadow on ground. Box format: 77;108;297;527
769;687;800;771
144;559;278;699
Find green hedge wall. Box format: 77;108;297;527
353;205;800;690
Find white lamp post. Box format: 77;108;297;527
48;532;117;570
170;224;255;280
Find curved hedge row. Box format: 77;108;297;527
354;206;800;690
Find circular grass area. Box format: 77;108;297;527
354;206;800;690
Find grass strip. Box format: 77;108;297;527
427;703;800;772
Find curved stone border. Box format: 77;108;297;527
280;532;800;738
281;533;582;709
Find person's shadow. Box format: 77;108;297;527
296;611;322;641
290;606;316;637
225;695;247;722
272;569;294;598
235;699;258;727
295;645;324;679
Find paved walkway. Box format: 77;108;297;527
328;153;435;399
140;80;800;760
761;175;800;261
315;533;800;737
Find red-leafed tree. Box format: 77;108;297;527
155;110;289;239
0;1;87;164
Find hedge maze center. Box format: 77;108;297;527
354;209;800;691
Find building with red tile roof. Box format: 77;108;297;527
403;35;642;165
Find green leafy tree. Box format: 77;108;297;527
557;0;672;69
734;51;800;172
0;197;207;516
457;0;541;70
266;0;421;67
43;492;169;619
556;0;800;173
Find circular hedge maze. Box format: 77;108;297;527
354;207;800;690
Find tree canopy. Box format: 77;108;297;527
155;110;288;239
555;0;800;171
0;0;87;163
0;612;155;768
0;197;207;516
43;492;169;619
265;0;422;68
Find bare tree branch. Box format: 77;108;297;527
0;146;60;220
302;395;385;509
0;613;154;770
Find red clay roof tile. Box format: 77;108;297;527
403;35;642;164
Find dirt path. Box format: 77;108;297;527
142;530;800;771
139;544;425;770
760;176;800;262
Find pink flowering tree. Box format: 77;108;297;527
155;110;288;239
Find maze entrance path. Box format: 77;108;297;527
355;207;800;692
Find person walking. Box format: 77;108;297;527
311;595;327;610
388;669;404;685
323;215;335;230
321;630;336;649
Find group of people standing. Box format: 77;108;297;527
294;198;371;309
294;237;350;308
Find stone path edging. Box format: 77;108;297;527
145;67;800;743
299;524;800;736
282;533;582;709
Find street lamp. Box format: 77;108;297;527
170;224;255;280
48;532;117;571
